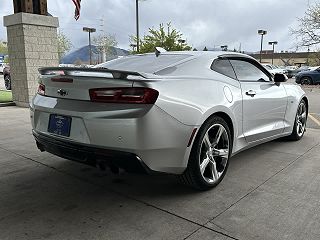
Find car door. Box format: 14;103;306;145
312;68;320;83
229;58;288;143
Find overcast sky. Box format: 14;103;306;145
0;0;316;53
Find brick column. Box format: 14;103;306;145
4;13;59;107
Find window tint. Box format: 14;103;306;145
97;54;192;73
230;60;270;82
211;59;236;79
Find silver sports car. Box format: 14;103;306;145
30;51;308;190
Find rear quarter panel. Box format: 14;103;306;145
133;70;244;153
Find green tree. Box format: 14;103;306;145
4;56;9;64
58;31;72;60
133;23;192;53
203;46;208;51
291;3;320;48
93;34;118;61
0;41;8;55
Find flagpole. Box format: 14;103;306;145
136;0;140;53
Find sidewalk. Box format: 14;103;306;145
0;106;320;240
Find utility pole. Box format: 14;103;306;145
258;29;267;63
83;27;96;65
268;41;278;65
135;0;140;53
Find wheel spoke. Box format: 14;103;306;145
200;156;210;175
203;133;211;150
211;161;219;181
213;125;224;145
212;148;229;158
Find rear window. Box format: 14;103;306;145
98;54;192;73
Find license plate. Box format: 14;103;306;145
48;114;72;137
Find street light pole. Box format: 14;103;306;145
268;41;278;65
258;29;267;63
136;0;140;53
83;27;96;65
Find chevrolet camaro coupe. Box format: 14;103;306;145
30;51;308;190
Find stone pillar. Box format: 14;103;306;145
4;12;59;107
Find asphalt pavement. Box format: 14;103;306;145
0;107;320;240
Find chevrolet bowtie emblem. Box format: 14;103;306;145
57;89;68;96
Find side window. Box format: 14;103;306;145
230;60;271;82
211;59;236;79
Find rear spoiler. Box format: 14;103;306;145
38;67;154;79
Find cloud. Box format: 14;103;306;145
0;0;312;53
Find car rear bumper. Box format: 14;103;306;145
33;130;152;174
30;95;195;174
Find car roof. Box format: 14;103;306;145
138;51;256;67
97;51;259;76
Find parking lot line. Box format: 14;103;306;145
309;113;320;127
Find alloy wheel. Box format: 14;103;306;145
301;78;311;85
199;124;229;184
296;102;307;137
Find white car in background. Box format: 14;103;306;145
262;64;287;75
307;66;320;71
0;63;5;74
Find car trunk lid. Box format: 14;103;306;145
38;67;156;101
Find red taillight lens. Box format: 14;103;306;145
89;88;159;104
37;84;45;96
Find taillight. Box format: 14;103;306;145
89;88;159;104
37;84;45;96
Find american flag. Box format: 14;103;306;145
72;0;81;20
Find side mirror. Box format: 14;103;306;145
274;73;288;84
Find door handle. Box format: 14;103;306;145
245;90;256;97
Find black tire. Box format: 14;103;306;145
179;116;232;190
4;75;11;90
288;100;307;141
301;77;312;85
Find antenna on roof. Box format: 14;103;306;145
155;47;167;57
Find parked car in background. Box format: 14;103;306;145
3;66;11;90
31;51;308;190
295;67;320;85
0;63;5;74
308;66;320;71
262;64;288;76
296;65;311;73
285;66;298;78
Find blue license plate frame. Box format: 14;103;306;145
48;114;72;137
